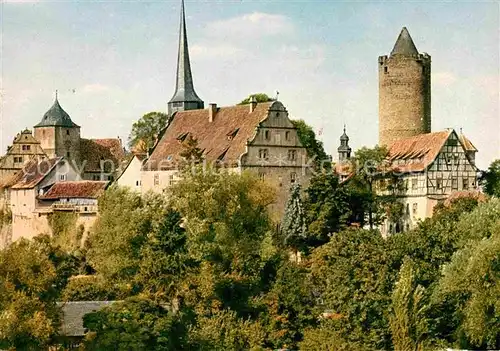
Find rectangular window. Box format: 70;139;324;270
275;133;281;144
22;145;31;151
169;174;175;186
264;130;270;140
436;178;443;190
154;174;160;186
93;175;100;181
288;150;297;161
452;177;458;190
258;149;269;160
59;175;67;181
463;178;469;190
412;203;418;215
258;172;265;181
411;179;417;190
406;204;410;215
290;172;297;184
285;131;290;141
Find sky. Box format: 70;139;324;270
0;0;499;169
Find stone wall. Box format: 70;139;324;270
378;53;431;146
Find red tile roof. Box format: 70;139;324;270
39;181;108;200
387;130;452;173
11;158;62;189
144;102;274;171
458;133;478;152
80;138;125;172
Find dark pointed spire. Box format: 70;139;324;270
391;27;419;56
168;0;204;115
338;125;351;162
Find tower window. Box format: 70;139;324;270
258;149;269;160
290;172;297;183
288;150;297;161
66;130;70;135
285;131;290;141
384;66;388;73
264;130;270;140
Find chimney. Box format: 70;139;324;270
249;96;257;113
209;103;217;122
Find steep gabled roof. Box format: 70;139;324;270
391;27;419;56
80;138;125;173
458;132;478;152
39;181;108;200
144;102;274;171
11;157;63;189
387;130;452;172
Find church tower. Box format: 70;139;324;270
378;27;431;147
337;125;352;162
33;93;81;163
167;0;204;116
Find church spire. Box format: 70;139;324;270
168;0;204;116
391;27;419;56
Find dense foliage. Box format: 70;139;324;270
0;163;499;350
128;111;169;153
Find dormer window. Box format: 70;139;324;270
226;128;239;141
177;132;189;142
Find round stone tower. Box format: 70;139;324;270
378;27;431;147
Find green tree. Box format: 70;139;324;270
281;183;307;260
350;145;390;229
83;297;186;351
166;167;276;317
0;239;60;350
260;261;317;349
238;93;274;105
137;209;196;302
390;258;428;351
87;186;164;281
303;172;351;247
309;228;393;349
291;119;330;169
481;159;500;197
128;112;169;153
188;309;266;351
430;199;500;349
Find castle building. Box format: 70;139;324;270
379;27;431;147
142;1;311;217
34;94;82;164
378;28;479;236
0;129;47;180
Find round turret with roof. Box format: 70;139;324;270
378;27;431;147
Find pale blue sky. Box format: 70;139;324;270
0;0;499;168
